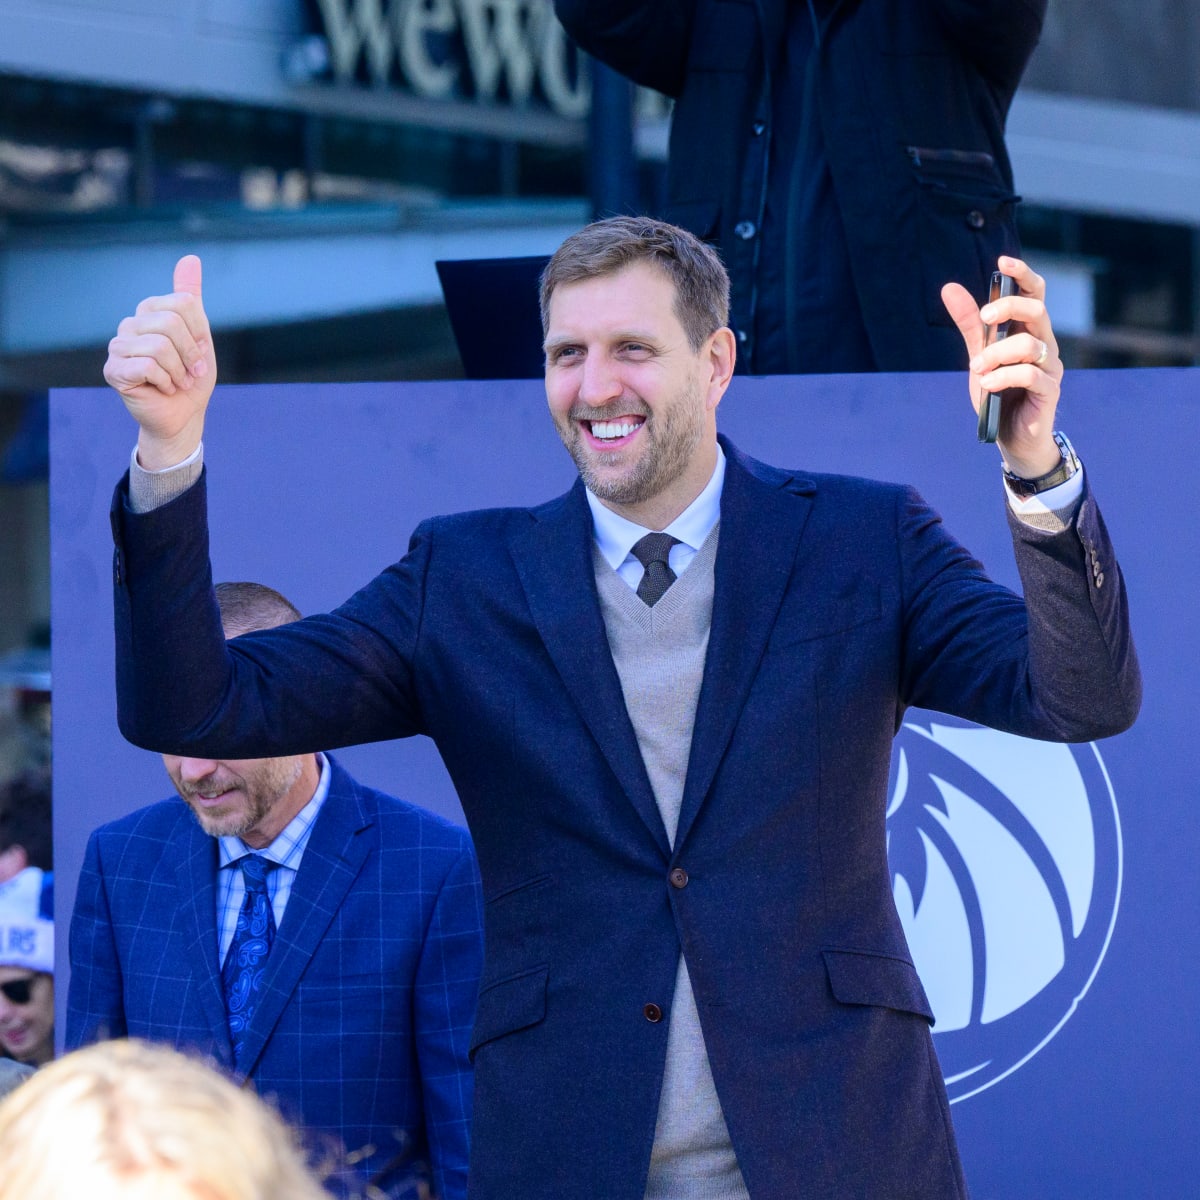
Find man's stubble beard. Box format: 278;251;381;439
557;377;705;509
180;756;303;840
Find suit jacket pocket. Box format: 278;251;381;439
772;579;881;649
297;971;386;1030
823;948;934;1024
469;964;548;1061
907;147;1019;326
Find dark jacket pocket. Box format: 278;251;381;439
773;580;882;648
469;965;548;1060
823;948;934;1024
907;149;1019;325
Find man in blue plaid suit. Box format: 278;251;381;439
66;582;484;1200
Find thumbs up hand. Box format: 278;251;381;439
104;255;217;470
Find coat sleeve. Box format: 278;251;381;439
554;0;697;97
412;835;485;1200
112;469;432;759
898;479;1140;741
931;0;1048;90
66;832;129;1048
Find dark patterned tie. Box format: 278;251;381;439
631;532;680;607
221;854;277;1068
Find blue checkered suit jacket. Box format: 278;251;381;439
67;756;483;1200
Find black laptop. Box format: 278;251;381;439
435;255;550;380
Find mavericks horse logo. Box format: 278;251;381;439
886;715;1122;1103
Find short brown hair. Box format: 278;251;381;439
540;216;730;351
214;582;301;640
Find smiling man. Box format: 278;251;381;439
99;216;1140;1199
544;257;726;530
66;582;484;1200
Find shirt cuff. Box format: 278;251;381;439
1004;462;1085;533
128;442;204;514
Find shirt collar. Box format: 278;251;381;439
586;444;726;572
218;753;330;871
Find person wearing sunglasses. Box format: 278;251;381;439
0;867;54;1068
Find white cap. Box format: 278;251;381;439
0;867;54;974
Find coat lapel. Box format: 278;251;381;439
508;483;671;857
173;822;233;1063
674;440;817;849
234;758;374;1077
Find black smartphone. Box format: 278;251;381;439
977;271;1017;443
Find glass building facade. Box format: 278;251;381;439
1;0;1198;707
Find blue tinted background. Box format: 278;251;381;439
51;369;1197;1196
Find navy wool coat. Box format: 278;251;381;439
109;438;1139;1199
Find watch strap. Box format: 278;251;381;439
1003;432;1080;498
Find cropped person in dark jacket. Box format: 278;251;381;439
556;0;1047;374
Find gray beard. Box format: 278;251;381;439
185;796;270;840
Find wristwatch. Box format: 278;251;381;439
1003;432;1080;498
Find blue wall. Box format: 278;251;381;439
51;368;1198;1196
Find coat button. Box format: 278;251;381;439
966;209;986;229
1095;571;1104;588
734;220;757;240
643;1003;663;1023
669;868;689;889
752;121;766;136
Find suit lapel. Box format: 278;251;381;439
674;441;817;849
234;759;374;1077
509;484;671;856
173;823;233;1063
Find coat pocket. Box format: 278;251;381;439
906;146;1019;326
822;948;934;1024
469;964;548;1060
771;578;882;649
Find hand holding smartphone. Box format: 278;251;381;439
977;271;1016;443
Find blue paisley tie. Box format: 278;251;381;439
221;854;277;1068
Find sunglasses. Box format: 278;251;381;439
0;978;34;1005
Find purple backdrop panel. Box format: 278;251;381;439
50;368;1198;1198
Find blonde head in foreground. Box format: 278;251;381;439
0;1039;328;1200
